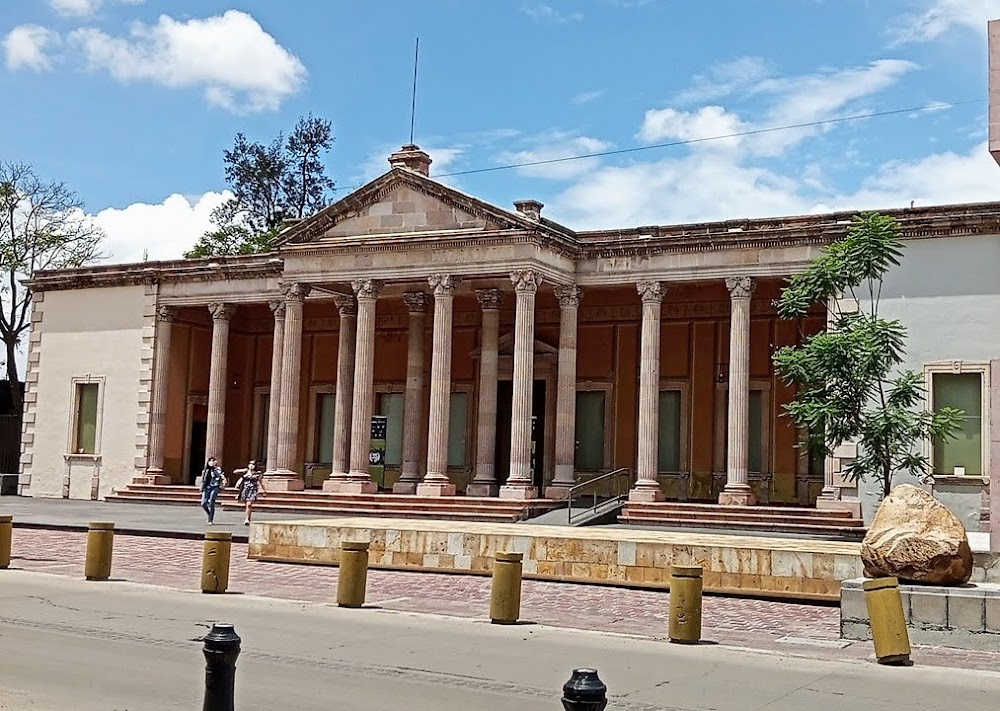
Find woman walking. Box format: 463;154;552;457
200;457;226;525
234;460;265;525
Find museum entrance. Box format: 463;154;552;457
494;379;546;489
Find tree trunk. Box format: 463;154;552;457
6;338;21;413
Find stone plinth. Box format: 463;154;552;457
266;476;305;492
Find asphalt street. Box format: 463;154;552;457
0;572;998;711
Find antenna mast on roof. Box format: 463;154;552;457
409;37;420;144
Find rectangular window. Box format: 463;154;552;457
447;392;469;467
574;391;606;471
658;390;682;472
933;372;983;475
379;392;405;467
74;382;99;454
316;393;335;464
748;390;763;473
255;393;269;463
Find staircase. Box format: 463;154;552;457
620;501;866;539
106;484;560;523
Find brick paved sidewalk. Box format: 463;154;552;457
7;528;999;672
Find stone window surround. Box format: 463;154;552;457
67;374;106;458
923;359;992;480
659;378;691;475
713;379;772;475
574;381;614;472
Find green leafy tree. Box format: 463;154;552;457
773;212;963;498
0;162;105;405
185;114;335;258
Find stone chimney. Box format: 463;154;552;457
513;199;544;221
388;144;432;176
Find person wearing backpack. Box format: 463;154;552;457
200;457;226;525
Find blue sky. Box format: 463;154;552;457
2;0;1000;263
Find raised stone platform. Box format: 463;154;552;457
841;578;1000;652
248;516;867;601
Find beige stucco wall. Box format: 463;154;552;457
22;284;148;499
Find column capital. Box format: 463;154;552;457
208;303;236;322
428;274;458;297
352;279;384;302
332;293;357;316
155;305;176;323
475;288;504;311
510;270;542;293
268;300;286;320
636;281;664;304
725;276;756;299
554;284;582;309
402;291;430;313
282;282;312;303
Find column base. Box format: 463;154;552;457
265;476;305;492
392;480;419;494
466;482;499;497
134;473;171;486
326;479;378;494
321;474;346;492
628;485;664;503
544;483;574;500
718;485;756;506
416;480;457;497
499;484;538;500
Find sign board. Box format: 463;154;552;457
369;415;388;487
530;415;538;474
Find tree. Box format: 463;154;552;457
772;212;963;498
185;114;335;258
0;162;105;404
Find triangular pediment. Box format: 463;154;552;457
276;167;569;246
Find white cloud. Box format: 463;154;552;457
69;10;306;112
49;0;143;18
673;56;773;104
93;191;230;264
572;89;605;104
4;25;60;72
639;105;748;149
889;0;998;45
499;133;612;179
520;4;584;22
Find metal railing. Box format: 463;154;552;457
566;467;632;525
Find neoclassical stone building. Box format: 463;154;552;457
17;145;1000;533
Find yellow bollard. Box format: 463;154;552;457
863;577;912;666
0;515;11;569
201;531;232;594
84;522;114;581
669;565;703;644
337;540;370;608
490;551;524;625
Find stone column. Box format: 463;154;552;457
145;305;175;482
273;283;308;490
344;279;383;494
394;292;429;494
205;303;236;469
323;294;357;491
263;300;285;476
629;282;665;502
468;289;503;497
719;276;756;506
500;270;542;500
546;285;583;499
417;275;458;496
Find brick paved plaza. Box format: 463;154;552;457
7;527;1000;672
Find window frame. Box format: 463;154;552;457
713;379;772;475
306;384;337;465
447;384;473;471
924;360;991;478
67;375;105;457
250;386;270;465
658;378;690;474
375;385;406;469
574;381;614;472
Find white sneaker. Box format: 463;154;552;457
244;519;250;526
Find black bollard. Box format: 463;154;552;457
202;623;241;711
561;668;608;711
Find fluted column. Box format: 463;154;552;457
720;276;756;506
263;300;285;476
345;279;383;494
500;270;542;500
394;292;429;494
468;289;503;497
323;294;357;491
273;283;308;490
205;303;236;469
145;305;175;479
546;285;583;498
629;282;665;502
417;275;458;496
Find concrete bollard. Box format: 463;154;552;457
561;668;608;711
0;515;11;570
668;565;703;644
201;531;232;594
84;521;114;581
490;551;524;625
202;623;241;711
863;577;912;666
337;540;370;608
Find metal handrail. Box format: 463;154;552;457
566;467;632;525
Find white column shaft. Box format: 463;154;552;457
205;303;234;466
146;306;174;474
263;302;285;474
